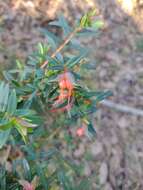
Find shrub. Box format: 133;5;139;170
0;11;111;189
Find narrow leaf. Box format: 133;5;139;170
0;129;11;149
7;89;17;115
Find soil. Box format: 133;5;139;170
0;0;143;189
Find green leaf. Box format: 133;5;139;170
48;65;64;71
76;178;91;190
57;170;72;190
39;148;57;160
80;14;91;28
58;15;72;36
36;164;48;190
15;109;36;117
22;159;31;180
77;27;99;37
50;15;72;37
95;90;112;102
92;20;104;30
0;82;9;113
81;61;96;69
38;42;44;55
15;123;27;143
7;89;17;115
0;129;11;149
3;71;14;81
0;166;6;190
41;29;60;50
88;122;96;135
66;52;86;68
80;10;97;28
88;9;96;17
0;119;12;131
16;59;23;70
23;91;36;109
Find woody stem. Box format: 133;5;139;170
40;27;81;69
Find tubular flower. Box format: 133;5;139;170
76;127;85;137
51;70;75;112
76;123;87;137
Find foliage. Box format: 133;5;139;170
0;11;111;189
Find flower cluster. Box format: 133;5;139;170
51;69;75;113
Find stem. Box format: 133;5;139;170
101;100;143;116
40;27;81;69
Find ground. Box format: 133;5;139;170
0;0;143;189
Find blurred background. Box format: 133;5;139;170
0;0;143;189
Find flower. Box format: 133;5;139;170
76;127;85;137
51;70;74;113
76;122;87;137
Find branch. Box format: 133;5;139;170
101;100;143;116
40;27;81;69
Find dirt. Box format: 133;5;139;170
0;0;143;189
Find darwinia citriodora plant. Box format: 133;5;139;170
0;11;112;189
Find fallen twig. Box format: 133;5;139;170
101;100;143;116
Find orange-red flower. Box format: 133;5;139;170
76;123;87;137
51;70;74;113
76;127;85;137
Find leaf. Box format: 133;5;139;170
80;14;90;28
88;9;96;17
15;109;36;117
77;28;98;37
38;42;45;55
49;15;72;37
16;59;23;70
80;10;96;28
36;164;48;190
92;20;104;30
66;52;86;68
58;15;72;36
15;123;27;143
70;39;86;52
7;89;17;115
35;68;44;79
0;166;6;190
95;90;112;102
76;178;91;190
0;82;9;113
55;53;64;64
23;91;36;109
57;170;72;190
22;159;31;180
39;149;57;160
3;71;14;81
41;29;60;50
0;129;11;149
81;61;96;69
87;122;96;135
48;65;64;71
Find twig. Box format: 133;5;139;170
101;100;143;116
40;27;81;69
